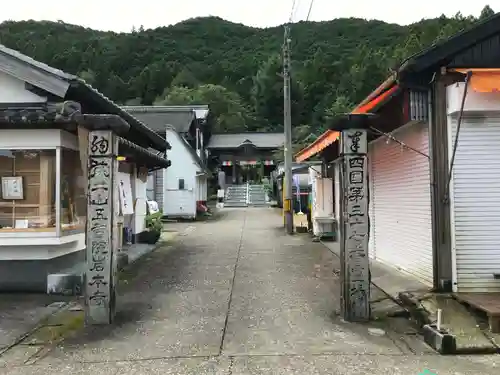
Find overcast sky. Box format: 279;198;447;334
0;1;493;32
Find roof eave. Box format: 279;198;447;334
399;13;500;77
352;74;397;112
73;82;170;152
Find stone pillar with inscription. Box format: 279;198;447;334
335;114;372;322
85;130;119;325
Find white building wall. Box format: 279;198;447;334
369;122;433;285
162;128;199;218
447;83;500;292
195;176;208;202
0;234;85;260
0;71;47;103
0;129;78;150
196;176;202;201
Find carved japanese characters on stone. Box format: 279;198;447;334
85;131;117;325
341;128;370;322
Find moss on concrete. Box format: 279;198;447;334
21;310;84;345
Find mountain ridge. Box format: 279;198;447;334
0;7;494;137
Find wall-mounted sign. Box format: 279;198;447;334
1;176;24;200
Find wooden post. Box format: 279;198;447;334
340;127;370;322
85;130;118;325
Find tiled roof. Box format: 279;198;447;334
0;105;76;124
0;44;169;151
137;105;210;120
207;133;285;149
122;106;196;133
0;104;170;170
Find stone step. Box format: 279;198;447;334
224;202;248;207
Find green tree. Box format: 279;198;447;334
0;14;487;138
480;5;495;20
157;84;254;132
390;33;422;67
124;97;143;105
78;69;96;86
325;96;355;123
170;68;199;89
251;54;305;131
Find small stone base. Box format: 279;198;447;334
423;324;457;355
47;274;83;296
117;252;129;270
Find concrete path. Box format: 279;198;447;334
1;208;499;374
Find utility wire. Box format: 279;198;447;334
289;0;297;22
369;126;430;159
293;0;302;22
306;0;315;21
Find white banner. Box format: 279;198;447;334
117;172;134;215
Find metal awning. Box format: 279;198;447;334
294;85;400;162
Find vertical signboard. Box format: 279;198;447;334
85;130;118;325
340;128;370;322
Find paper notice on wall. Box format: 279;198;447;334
117;172;134;215
147;200;159;214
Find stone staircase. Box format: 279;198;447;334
248;184;268;206
224;185;248;207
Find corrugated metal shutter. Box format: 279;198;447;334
370;122;433;285
368;147;376;259
155;170;164;212
450;115;500;292
334;161;340;223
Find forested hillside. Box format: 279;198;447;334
0;5;495;145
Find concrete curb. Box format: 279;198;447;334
398;292;500;355
398;292;433;327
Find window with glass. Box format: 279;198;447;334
0;149;57;232
60;148;86;233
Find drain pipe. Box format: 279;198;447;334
444;71;472;203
